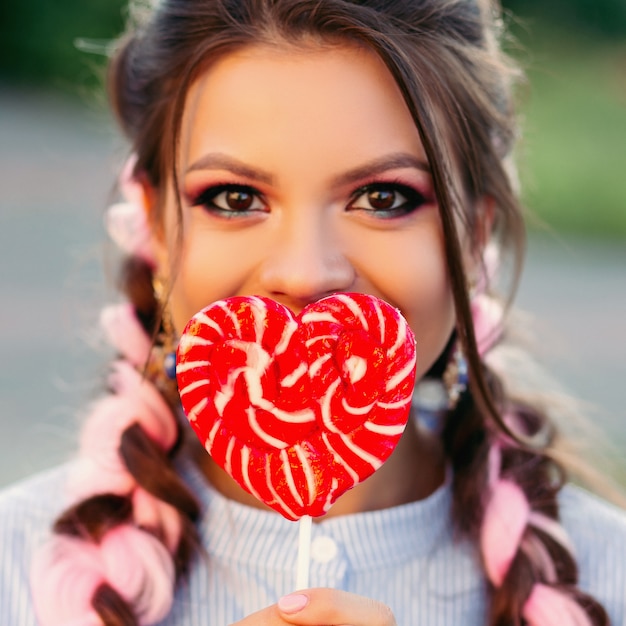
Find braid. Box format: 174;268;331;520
482;406;608;626
30;169;201;624
445;294;609;626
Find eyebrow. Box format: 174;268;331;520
185;151;430;187
330;153;430;187
186;153;275;185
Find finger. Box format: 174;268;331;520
277;588;396;626
230;604;289;626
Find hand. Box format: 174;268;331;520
231;588;397;626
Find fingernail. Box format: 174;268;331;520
278;593;309;613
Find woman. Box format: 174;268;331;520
1;1;625;624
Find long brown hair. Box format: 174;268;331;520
43;0;608;623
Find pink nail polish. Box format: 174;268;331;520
278;593;309;613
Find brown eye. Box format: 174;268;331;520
191;184;266;215
348;183;427;218
367;189;397;210
225;190;254;211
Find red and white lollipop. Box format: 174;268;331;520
176;293;417;521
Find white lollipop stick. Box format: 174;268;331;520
296;515;312;589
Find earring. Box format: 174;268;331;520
149;276;179;391
442;341;469;408
412;341;468;436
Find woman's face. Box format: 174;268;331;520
155;43;457;380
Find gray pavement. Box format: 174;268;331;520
1;88;624;489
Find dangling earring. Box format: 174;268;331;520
442;341;469;408
148;276;179;398
412;341;468;436
161;317;178;381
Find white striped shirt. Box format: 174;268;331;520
1;460;625;624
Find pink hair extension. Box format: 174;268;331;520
31;526;175;626
66;458;136;502
522;584;593;626
100;303;153;367
31;534;104;625
471;293;504;358
119;155;142;208
104;155;156;266
78;394;172;471
107;360;178;448
99;525;175;622
66;395;144;500
105;202;155;266
528;511;576;556
476;242;500;294
36;370;183;622
482;439;592;625
34;315;182;621
66;456;135;503
480;478;530;586
69;366;181;501
132;487;182;554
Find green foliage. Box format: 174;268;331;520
502;0;626;38
510;29;626;238
0;0;127;90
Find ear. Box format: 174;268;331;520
130;173;171;274
146;193;173;278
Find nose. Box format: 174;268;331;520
258;212;355;310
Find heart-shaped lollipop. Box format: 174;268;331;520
176;293;416;520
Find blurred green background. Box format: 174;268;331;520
1;0;625;238
503;0;626;239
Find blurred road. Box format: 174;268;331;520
1;88;625;488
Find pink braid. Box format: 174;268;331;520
103;155;156;267
481;440;593;626
31;526;175;626
107;360;178;448
65;358;177;501
472;257;596;626
132;487;182;555
523;584;593;626
100;304;153;367
31;156;183;625
480;477;529;586
67;388;175;501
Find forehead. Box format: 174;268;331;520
179;42;427;173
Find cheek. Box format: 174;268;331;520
168;243;218;333
167;226;262;333
399;267;455;378
369;232;455;378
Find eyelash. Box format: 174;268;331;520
189;184;267;217
347;181;430;218
188;180;431;219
